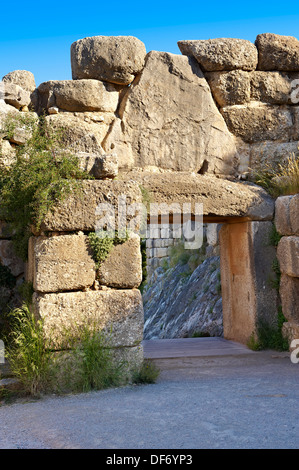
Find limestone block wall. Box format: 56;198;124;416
24;180;144;368
0;222;25;323
275;195;299;344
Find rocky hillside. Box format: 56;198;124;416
143;252;223;339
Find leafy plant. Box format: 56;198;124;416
5;304;55;396
269;225;282;247
59;325;127;393
247;308;289;352
132;359;160;385
88;230;129;269
0;114;92;260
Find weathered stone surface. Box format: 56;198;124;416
38;80;119;113
76;152;118;178
2;82;31;110
205;70;251;107
97;234;142;288
280;274;299;322
282;322;299;346
275;195;299;236
71;36;146;85
30;233;95;293
0;100;18;118
105;51;238;175
178;38;258;71
275;196;294;236
0;140;16;166
250;71;293;104
33;289;144;348
0;240;24;277
256;33;299;71
277;236;299;277
250;141;299;173
2;70;36;93
41;180;143;232
289;194;299;236
220;104;293;143
45;112;114;153
119;170;275;221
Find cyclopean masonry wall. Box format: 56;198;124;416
275;195;299;346
0;32;298;350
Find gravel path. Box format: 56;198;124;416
0;352;298;449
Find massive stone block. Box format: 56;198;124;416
250;71;293;104
275;195;299;236
205;70;251;107
256;33;299;71
33;289;144;349
40;180;143;232
2;83;31;110
97;235;142;288
2;70;36;93
30;233;95;293
38;80;119;113
119;171;275;221
45;112;114;153
280;274;299;322
178;38;258;71
104;51;238;175
277;236;299;277
220;104;293;143
71;36;146;85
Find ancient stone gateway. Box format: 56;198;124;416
1;32;299;369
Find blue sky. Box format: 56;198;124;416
0;0;298;86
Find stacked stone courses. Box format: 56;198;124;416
0;32;298;351
275;195;299;344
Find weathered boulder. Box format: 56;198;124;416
178;38;258;71
40;180;143;232
280;274;299;322
250;71;293;104
277;236;299;277
38;80;119;113
275;195;299;236
220;103;293;143
76;152;118;178
104;51;238;175
2;70;36;93
282;322;299;345
45;112;114;153
33;289;144;349
97;234;142;288
2;82;31;110
29;233;96;293
205;70;251;107
71;36;146;85
255;33;299;71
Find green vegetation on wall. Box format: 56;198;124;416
0;113;92;261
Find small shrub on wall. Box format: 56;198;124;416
0;114;92;260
